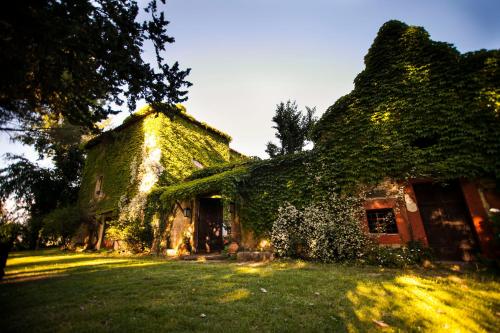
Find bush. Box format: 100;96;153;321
41;205;81;246
303;195;368;262
271;194;368;262
105;218;152;253
271;203;304;258
363;241;433;268
271;196;433;266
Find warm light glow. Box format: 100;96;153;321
259;239;270;250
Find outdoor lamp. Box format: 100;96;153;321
229;202;235;213
183;207;191;218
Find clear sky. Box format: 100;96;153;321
1;0;499;165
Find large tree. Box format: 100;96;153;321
266;100;317;158
0;0;191;248
0;0;191;132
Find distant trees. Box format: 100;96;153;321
266;100;317;158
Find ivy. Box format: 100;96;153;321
81;20;500;250
312;20;500;185
151;21;499;240
78;105;237;249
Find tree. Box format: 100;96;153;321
0;203;21;279
266;100;317;158
0;116;88;248
0;0;191;132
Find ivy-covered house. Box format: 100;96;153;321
77;105;247;252
78;20;499;261
147;20;500;261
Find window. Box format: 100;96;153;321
95;176;103;197
366;209;398;234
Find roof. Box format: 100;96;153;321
84;104;232;149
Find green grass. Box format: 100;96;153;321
1;250;499;332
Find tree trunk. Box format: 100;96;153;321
0;241;12;280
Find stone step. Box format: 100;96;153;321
236;251;274;262
181;253;229;261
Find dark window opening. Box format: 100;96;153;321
366;208;398;234
95;176;103;196
411;135;439;149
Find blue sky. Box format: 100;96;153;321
1;0;499;165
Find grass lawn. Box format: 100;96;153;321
1;250;499;332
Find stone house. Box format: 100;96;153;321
77;105;246;252
78;20;500;261
78;104;499;261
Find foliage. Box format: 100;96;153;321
266;101;317;158
271;195;368;262
0;217;21;246
105;218;153;253
238;152;318;236
363;241;434;268
0;118;86;248
301;194;367;262
185;161;246;181
153;166;249;213
152;151;325;238
312;20;500;186
270;203;304;257
0;207;21;279
41;205;81;246
0;0;191;132
80;105;234;249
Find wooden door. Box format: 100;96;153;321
413;181;479;261
197;198;223;253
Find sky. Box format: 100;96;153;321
1;0;499;165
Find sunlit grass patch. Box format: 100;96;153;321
1;250;499;332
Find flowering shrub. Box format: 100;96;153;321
271;203;305;258
303;194;368;262
271;194;368;262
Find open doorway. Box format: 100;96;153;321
196;198;223;253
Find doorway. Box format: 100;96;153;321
413;181;479;261
196;198;223;253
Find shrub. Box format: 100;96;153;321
105;218;152;253
41;205;81;246
271;194;368;262
271;203;304;258
302;194;368;262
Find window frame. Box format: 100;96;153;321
366;208;399;234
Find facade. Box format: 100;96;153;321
362;179;499;261
77;105;499;261
77;21;500;261
77;105;246;251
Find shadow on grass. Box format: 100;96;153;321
1;250;499;333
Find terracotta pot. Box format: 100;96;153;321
228;242;239;254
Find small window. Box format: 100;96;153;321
366;209;398;234
95;176;103;197
192;159;204;169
